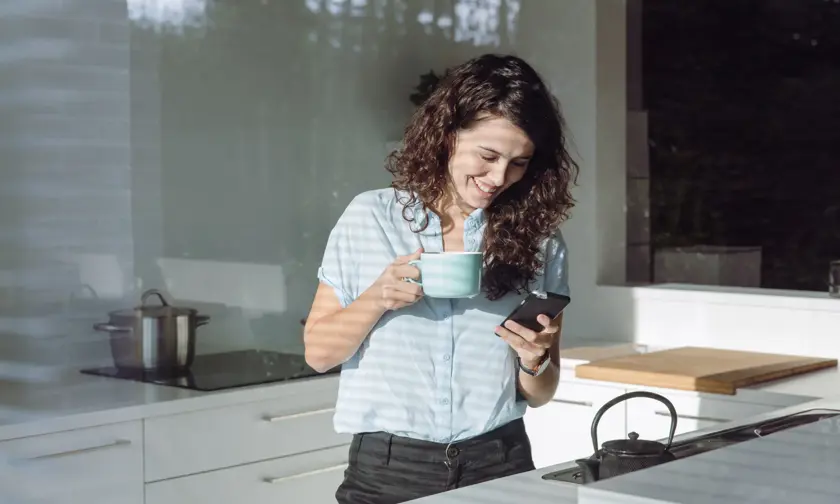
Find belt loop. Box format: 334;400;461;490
499;438;509;463
385;434;393;466
349;433;363;466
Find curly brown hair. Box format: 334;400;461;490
386;54;579;300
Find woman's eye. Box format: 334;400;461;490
480;154;498;162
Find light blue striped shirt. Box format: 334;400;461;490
317;188;570;443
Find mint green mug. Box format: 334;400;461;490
407;252;483;298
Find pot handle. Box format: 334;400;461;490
93;322;131;333
196;315;211;327
589;391;678;453
140;289;170;307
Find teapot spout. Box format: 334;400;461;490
575;456;600;483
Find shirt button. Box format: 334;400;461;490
443;354;451;362
441;398;449;405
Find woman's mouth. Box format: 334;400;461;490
470;177;498;198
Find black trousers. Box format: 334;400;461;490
335;418;535;504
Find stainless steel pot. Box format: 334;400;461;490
93;289;210;371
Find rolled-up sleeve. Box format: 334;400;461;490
543;229;570;297
317;199;365;308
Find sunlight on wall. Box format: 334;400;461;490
127;0;520;47
127;0;210;32
305;0;520;47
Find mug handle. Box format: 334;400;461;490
405;259;423;286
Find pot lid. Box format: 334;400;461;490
601;432;667;456
110;289;197;318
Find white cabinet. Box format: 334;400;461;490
0;421;143;504
524;382;627;468
144;394;350;481
145;444;348;504
142;387;351;503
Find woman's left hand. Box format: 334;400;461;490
495;314;560;368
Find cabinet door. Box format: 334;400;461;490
0;421;143;504
144;394;349;481
524;383;626;468
145;444;348;504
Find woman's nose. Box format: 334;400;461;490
487;166;507;187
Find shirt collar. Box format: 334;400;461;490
404;193;486;236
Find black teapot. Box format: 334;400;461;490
575;391;678;483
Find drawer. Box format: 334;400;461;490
625;388;781;439
144;395;350;481
554;380;626;405
0;421;143;504
145;444;349;504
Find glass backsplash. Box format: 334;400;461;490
1;0;532;379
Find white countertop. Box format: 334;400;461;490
0;371;340;441
577;396;840;504
2;339;837;442
410;462;580;503
747;365;840;397
0;338;621;442
412;394;840;504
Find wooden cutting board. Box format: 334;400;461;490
574;346;838;395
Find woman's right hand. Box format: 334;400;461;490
369;248;424;311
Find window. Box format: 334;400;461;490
628;0;840;292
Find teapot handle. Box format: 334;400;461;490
590;391;678;453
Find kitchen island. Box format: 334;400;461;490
412;379;840;503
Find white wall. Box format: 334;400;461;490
626;284;840;358
551;0;630;341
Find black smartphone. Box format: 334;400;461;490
500;290;571;333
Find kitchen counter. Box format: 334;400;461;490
408;342;840;504
748;365;840;397
0;338;625;441
578;395;840;504
2;339;835;442
0;370;340;441
411;462;580;503
413;394;840;503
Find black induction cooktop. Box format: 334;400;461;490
80;350;339;391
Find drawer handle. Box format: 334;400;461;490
263;463;347;484
654;410;729;423
551;398;593;408
27;439;131;461
263;407;335;423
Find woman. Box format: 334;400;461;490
304;53;577;504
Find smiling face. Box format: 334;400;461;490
446;114;535;213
